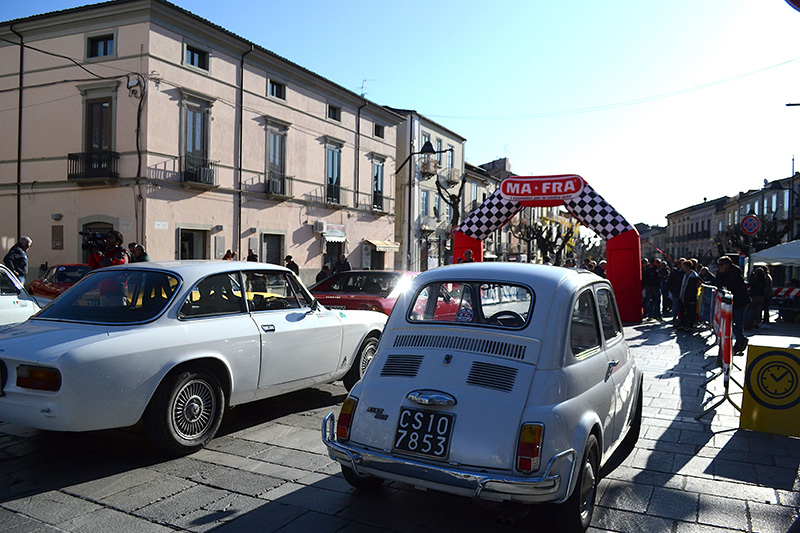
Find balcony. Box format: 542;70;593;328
67;151;119;181
266;171;292;198
326;183;341;205
180;155;218;188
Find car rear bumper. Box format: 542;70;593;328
322;412;577;504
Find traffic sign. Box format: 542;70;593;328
741;214;760;236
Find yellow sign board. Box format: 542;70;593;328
740;336;800;436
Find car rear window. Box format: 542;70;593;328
311;272;401;296
37;270;179;323
408;281;532;328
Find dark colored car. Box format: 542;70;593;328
29;264;90;300
310;270;417;315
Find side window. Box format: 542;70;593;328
0;270;21;295
571;290;601;356
597;288;622;342
180;272;244;318
244;271;301;311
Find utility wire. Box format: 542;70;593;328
426;57;800;121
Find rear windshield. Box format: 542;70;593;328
408;281;533;328
311;272;402;296
37;269;180;323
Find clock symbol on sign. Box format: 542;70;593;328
746;351;800;409
758;362;797;399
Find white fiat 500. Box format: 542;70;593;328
322;263;642;532
0;261;385;455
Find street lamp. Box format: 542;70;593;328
395;140;453;269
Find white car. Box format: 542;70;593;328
0;263;41;326
322;263;642;532
0;261;386;455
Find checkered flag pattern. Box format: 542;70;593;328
564;181;633;240
456;189;522;240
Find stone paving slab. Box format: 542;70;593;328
0;320;797;531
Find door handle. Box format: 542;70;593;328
606;360;619;381
261;324;275;333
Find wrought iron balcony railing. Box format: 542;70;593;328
181;155;218;186
67;151;120;180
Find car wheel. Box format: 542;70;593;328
341;465;384;490
145;367;225;455
558;434;599;532
343;335;378;391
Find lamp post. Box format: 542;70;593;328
395;140;453;270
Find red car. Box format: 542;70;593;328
310;270;418;315
28;264;90;300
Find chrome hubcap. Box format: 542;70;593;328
172;379;215;440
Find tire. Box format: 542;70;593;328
343;335;378;391
558;434;600;532
341;464;384;490
145;367;225;455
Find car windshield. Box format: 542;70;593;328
312;272;402;296
408;281;533;328
37;269;180;323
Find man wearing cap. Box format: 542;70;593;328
285;255;299;275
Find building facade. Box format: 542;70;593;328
1;0;403;285
387;108;466;271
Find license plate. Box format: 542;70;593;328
393;408;454;460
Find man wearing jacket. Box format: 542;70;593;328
3;236;32;285
715;256;751;353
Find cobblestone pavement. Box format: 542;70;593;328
0;317;798;532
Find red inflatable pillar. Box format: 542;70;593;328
606;229;642;323
452;230;483;263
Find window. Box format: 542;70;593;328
86;98;112;153
180;273;244;318
435;195;442;220
87;34;114;58
421;190;430;216
374;123;384;138
597;288;622;342
570;290;601;356
372;159;384;210
436;139;443;163
269;80;286;100
243;271;310;311
408;281;532;327
267;124;287;194
421;133;431;161
447;145;454;168
185;44;209;70
326;143;342;203
328;104;341;121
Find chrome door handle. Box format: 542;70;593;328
606;360;619;381
261;324;275;333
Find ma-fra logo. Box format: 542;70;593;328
501;175;584;202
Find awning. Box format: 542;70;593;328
366;239;400;252
323;234;347;243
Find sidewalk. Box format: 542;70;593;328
603;314;800;532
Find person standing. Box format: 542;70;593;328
332;254;351;273
246;249;258;262
463;250;474;263
285;255;299;275
678;259;699;330
667;259;685;323
762;266;773;326
88;230;128;270
132;244;151;262
643;258;663;321
715;256;751;353
3;236;32;285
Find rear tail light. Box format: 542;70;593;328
336;396;358;441
516;423;543;474
16;365;61;391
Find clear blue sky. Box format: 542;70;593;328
6;0;800;227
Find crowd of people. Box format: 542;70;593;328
640;254;784;354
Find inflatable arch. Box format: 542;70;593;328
453;174;642;322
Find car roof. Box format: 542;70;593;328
413;262;601;290
100;260;292;278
